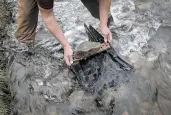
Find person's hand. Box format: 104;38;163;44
64;45;73;66
100;26;113;43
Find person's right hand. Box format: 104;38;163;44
100;25;113;43
64;45;73;66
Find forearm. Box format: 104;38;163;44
98;0;111;28
39;8;70;48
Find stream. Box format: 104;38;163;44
1;0;171;115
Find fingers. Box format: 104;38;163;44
65;55;73;66
102;27;112;43
104;32;112;43
104;35;108;43
108;32;113;43
64;45;73;66
69;55;73;65
64;56;70;66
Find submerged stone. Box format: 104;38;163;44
75;41;101;53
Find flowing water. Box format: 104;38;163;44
1;0;171;115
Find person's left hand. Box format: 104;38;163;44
64;45;73;66
100;26;112;43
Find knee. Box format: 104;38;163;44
18;6;38;19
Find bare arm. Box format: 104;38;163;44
39;7;73;65
99;0;111;28
39;7;70;48
98;0;112;42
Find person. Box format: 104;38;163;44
15;0;113;66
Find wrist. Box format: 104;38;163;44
100;24;108;32
63;44;71;49
100;24;108;30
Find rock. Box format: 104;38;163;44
75;41;100;53
135;2;151;12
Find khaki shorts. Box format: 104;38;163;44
15;0;99;43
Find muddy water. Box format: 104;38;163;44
2;0;171;115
